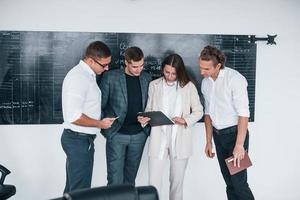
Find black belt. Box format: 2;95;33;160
64;129;96;139
213;125;237;135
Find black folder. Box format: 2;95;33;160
137;111;174;127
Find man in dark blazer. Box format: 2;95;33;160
100;46;152;186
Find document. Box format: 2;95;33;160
225;151;252;175
137;111;174;127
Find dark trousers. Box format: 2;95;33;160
106;131;147;186
213;126;255;200
61;129;96;193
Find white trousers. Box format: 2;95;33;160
148;127;188;200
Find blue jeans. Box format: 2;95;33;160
61;129;96;193
106;131;147;185
213;126;254;200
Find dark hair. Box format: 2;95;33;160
85;41;111;59
124;46;144;62
161;54;191;87
199;45;226;69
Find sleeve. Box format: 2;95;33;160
63;76;88;122
231;74;250;117
145;81;154;112
201;80;210;115
100;72;110;111
184;83;204;127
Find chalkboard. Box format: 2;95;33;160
0;31;256;124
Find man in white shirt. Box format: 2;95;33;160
61;41;115;193
199;46;254;200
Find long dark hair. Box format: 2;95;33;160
161;54;191;88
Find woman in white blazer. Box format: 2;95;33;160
138;54;203;200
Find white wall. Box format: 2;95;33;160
1;0;300;199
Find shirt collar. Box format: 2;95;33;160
208;67;225;82
163;78;177;86
79;60;96;77
218;68;225;78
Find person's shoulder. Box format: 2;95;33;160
183;81;198;92
150;77;163;85
141;71;152;81
147;77;162;92
65;64;89;82
225;67;242;77
107;68;123;75
225;67;247;83
103;68;123;79
186;81;196;88
201;77;209;85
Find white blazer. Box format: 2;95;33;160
145;77;203;159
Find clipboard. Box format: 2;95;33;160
225;151;252;175
137;111;174;127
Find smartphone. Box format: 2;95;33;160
107;116;119;121
111;116;119;121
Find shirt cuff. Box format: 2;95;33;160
141;123;148;128
66;111;82;123
237;109;250;117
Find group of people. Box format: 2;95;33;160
61;41;255;200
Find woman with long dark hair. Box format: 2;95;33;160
138;54;203;200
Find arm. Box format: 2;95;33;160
72;114;114;129
231;74;250;166
138;81;154;126
236;116;249;147
204;114;215;158
201;80;215;158
144;81;154;112
232;116;249;166
64;74;113;129
100;72;110;112
179;83;204;127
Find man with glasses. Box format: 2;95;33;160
61;41;115;193
100;46;152;185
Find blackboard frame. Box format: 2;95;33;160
0;31;256;124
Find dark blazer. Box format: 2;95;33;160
100;69;152;138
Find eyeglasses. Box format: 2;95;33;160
91;58;109;68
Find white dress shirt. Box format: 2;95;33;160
160;80;181;159
201;67;250;129
62;60;101;134
163;80;177;118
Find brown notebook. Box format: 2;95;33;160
225;152;252;175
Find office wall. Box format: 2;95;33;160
1;0;300;199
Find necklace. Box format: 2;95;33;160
166;81;176;86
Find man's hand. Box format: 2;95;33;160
98;118;115;129
204;142;215;158
137;116;150;126
232;144;245;168
172;117;187;126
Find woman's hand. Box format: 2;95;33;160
172;117;187;126
137;116;151;126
